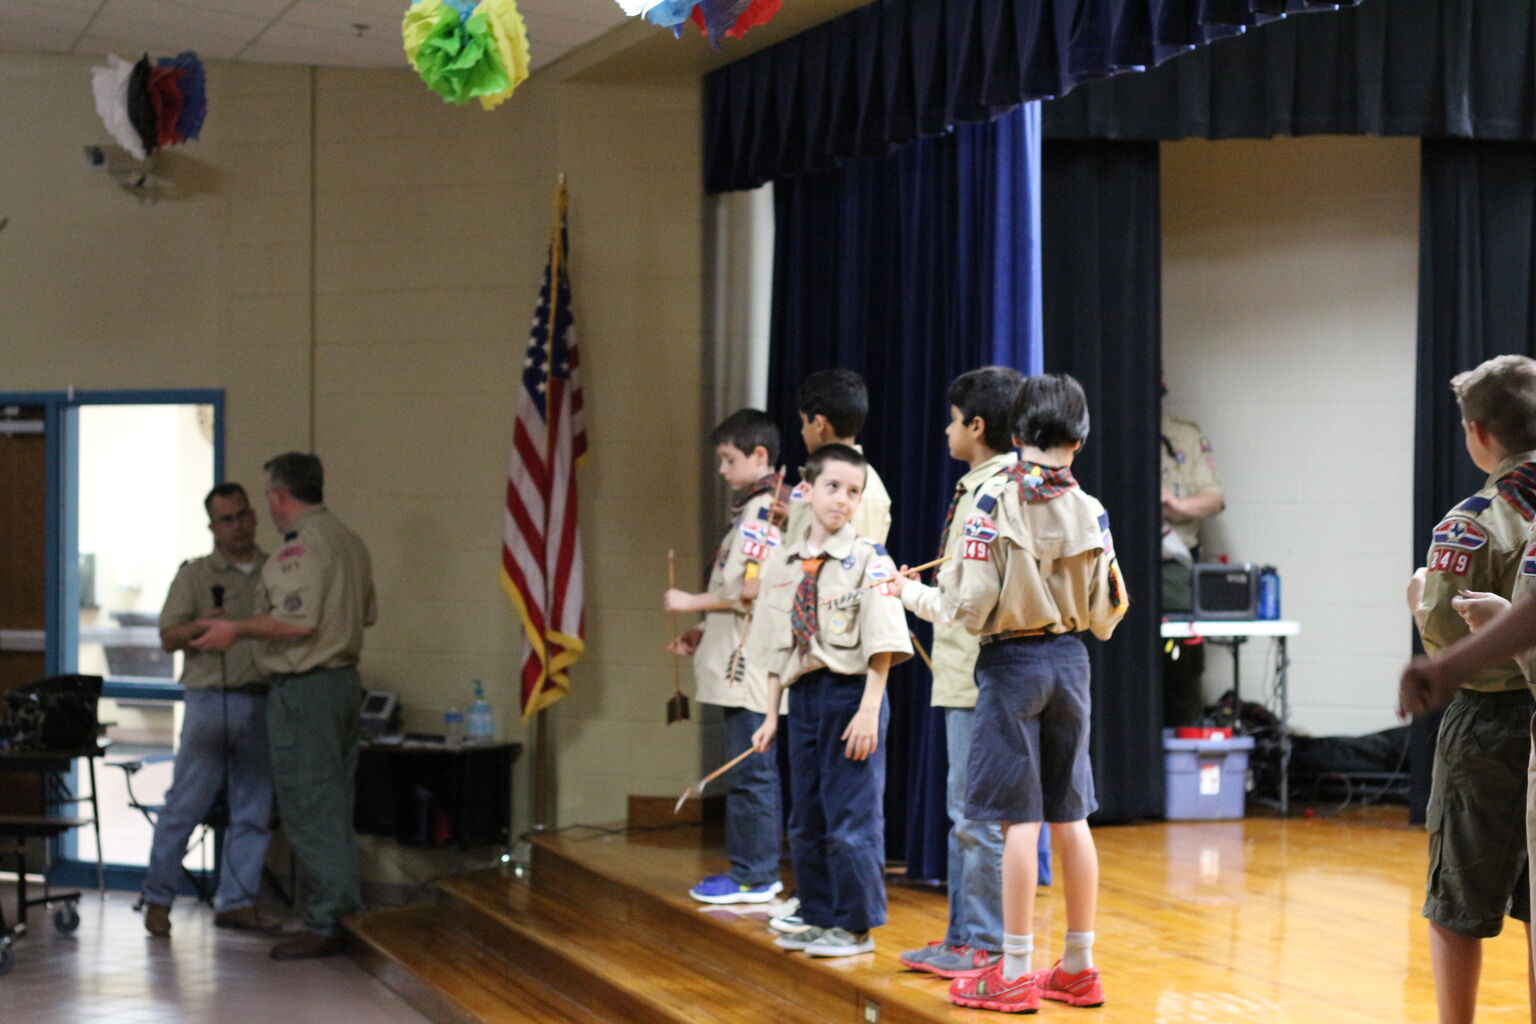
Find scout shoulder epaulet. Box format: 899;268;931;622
1455;495;1492;515
975;473;1011;515
283;530;299;541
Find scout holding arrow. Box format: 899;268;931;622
663;409;788;907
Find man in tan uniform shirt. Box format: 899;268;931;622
192;452;376;960
1160;408;1225;725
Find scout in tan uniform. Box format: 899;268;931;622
1160;406;1225;725
895;366;1022;979
192;452;376;960
747;443;912;959
142;483;274;937
894;374;1126;1014
1398;356;1536;1024
663;409;785;905
782;367;893;545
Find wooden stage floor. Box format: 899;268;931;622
350;805;1533;1024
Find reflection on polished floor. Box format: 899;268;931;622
0;894;431;1024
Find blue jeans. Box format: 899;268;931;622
142;689;273;912
942;707;1054;951
721;706;783;887
787;669;889;933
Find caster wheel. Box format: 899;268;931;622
53;904;80;935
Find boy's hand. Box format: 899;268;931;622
1399;656;1454;718
1453;591;1510;633
842;706;880;761
739;578;761;604
1405;567;1427;615
889;565;914;598
663;589;699;613
667;627;703;657
750;716;777;753
189;617;237;652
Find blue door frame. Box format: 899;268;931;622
1;389;225;889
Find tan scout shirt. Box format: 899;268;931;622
1509;521;1536;683
1416;451;1536;693
782;447;892;550
747;523;913;685
914;452;1018;709
257;505;377;675
160;549;269;690
1161;414;1223;550
903;470;1128;641
695;491;777;711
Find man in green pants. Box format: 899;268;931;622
193;452;377;959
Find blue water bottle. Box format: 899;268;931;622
1257;565;1280;620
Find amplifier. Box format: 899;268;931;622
1192;563;1257;620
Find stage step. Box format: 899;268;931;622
347;903;599;1024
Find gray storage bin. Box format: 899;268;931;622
1163;734;1255;820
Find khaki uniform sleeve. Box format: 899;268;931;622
1186;430;1224;498
159;561;200;631
1418;511;1497;654
716;495;776;610
266;538;326;630
856;584;913;667
854;493;891;547
939;534;1004;634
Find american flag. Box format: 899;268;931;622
503;185;587;718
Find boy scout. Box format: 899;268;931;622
747;443;912;958
664;409;786;906
783;368;892;545
1403;355;1536;1024
894;374;1127;1014
1160;402;1224;725
897;366;1021;980
192;452;377;960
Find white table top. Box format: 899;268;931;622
1159;619;1299;639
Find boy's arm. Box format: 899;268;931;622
1401;594;1536;714
751;674;783;752
1086;515;1129;641
842;652;890;761
717;495;777;612
1415;516;1502;654
664;589;735;614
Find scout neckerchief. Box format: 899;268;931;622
710;472;783;579
790;556;827;652
1010;460;1077;504
1498;462;1536;522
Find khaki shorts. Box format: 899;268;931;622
1423;687;1534;938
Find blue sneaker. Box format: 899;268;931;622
689;875;784;905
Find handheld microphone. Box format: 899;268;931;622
211;584;225;610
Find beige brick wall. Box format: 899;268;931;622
3;46;708;877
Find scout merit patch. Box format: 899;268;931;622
740;520;779;562
1523;541;1536;577
1428;547;1472;576
790;482;810;502
1431;518;1487;552
866;559;895;596
283;594;303;612
963;513;996;560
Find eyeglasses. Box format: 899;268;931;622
211;509;255;528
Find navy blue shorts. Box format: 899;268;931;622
964;633;1097;824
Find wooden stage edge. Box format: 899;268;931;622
345;806;1532;1024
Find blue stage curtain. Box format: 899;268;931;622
1046;0;1536;142
768;104;1042;881
704;0;1358;193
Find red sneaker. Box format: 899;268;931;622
1037;960;1105;1007
949;962;1040;1014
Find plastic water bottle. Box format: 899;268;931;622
1257;566;1281;620
443;707;465;746
467;680;494;743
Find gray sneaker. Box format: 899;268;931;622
768;913;812;935
925;944;1001;978
805;927;874;957
898;941;945;971
773;926;826;950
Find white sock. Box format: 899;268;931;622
1062;930;1095;974
1001;932;1033;981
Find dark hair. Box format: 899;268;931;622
710;408;780;465
947;366;1025;453
1013;374;1090;450
797;368;869;438
203;482;248;518
264;452;324;505
804;442;867;485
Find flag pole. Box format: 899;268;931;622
530;171;569;834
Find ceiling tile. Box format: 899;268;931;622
0;19;81;53
0;0;94;34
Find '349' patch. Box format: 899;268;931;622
1428;547;1471;576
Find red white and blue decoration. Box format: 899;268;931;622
615;0;782;46
91;52;207;160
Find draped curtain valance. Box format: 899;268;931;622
704;0;1360;192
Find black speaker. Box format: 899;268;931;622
1192;563;1257;620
